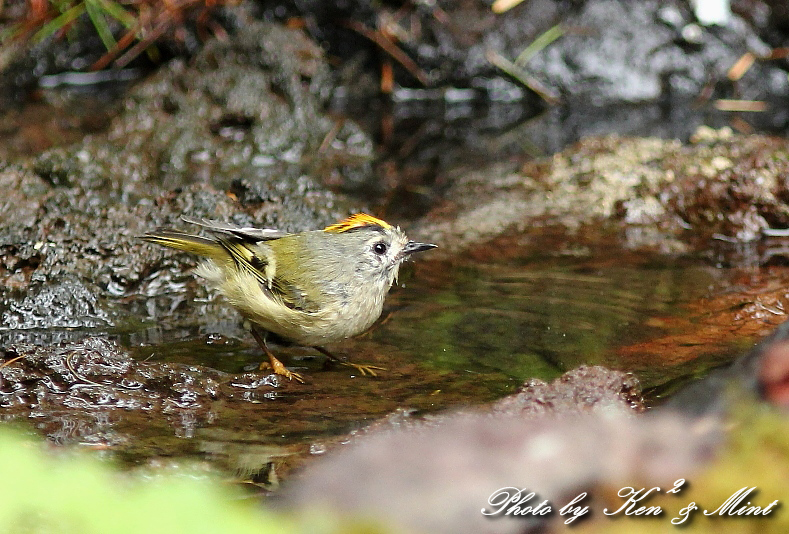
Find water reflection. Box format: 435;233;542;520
378;258;726;390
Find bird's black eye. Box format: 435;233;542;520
373;242;388;255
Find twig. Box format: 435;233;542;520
486;49;560;104
0;355;24;369
91;22;141;71
342;19;429;86
515;24;564;66
714;99;767;112
65;352;103;387
727;52;755;81
491;0;526;14
114;17;169;68
318;119;344;153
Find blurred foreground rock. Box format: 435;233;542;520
278;321;789;533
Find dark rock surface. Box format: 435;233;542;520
0;21;369;343
0;337;285;446
491;365;644;417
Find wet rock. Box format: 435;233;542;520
306;0;786;105
0;275;111;331
418;129;789;254
508;0;786;103
0;337;284;445
29;20;372;201
491;365;644;417
1;337;223;411
0;160;238;297
415;135;683;254
6;0;787;110
354;366;644;439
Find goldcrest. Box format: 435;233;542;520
141;213;436;382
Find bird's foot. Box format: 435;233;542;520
313;346;385;377
260;357;304;383
338;361;387;377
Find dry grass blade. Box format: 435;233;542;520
0;354;24;369
727;52;755;82
486;49;560;104
90;21;140;70
4;1;233;72
491;0;526;14
343;18;430;86
714;99;768;112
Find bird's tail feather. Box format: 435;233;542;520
140;231;224;260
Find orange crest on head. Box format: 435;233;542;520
323;213;392;233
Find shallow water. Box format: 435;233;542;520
122;250;729;397
379;257;729;391
51;238;749;477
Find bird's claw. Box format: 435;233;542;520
340;361;387;377
260;358;305;383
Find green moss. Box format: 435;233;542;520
0;427;391;534
0;428;280;533
568;406;789;533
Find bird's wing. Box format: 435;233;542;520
270;274;316;312
216;236;319;313
216;236;275;288
181;215;287;240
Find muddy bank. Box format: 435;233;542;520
0;20;373;344
418;128;789;256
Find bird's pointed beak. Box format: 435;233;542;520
403;241;437;256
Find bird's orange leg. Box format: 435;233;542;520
250;325;304;383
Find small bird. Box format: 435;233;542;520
141;213;436;382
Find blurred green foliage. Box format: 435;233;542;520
0;426;289;533
32;0;137;50
0;0;234;68
568;406;789;533
0;425;392;534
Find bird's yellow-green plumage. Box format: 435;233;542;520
140;213;436;382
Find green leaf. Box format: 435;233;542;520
85;0;117;51
514;24;564;66
32;4;86;43
95;0;138;30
